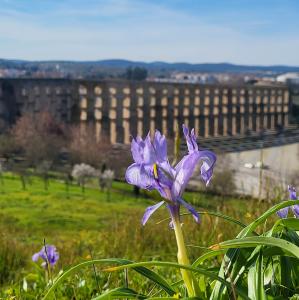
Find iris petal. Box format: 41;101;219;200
32;252;40;262
182;124;198;153
143;133;156;164
173;148;216;197
277;207;289;219
125;163;154;189
142;201;165;225
199;150;217;186
292;205;299;218
131;137;144;163
288;185;297;200
153;130;167;162
172;152;200;199
178;198;200;223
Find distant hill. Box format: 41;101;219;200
1;58;299;77
90;60;299;73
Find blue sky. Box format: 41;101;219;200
0;0;298;65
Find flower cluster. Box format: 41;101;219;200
277;185;299;218
32;245;59;268
125;125;216;225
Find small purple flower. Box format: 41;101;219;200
32;245;59;268
277;185;299;218
126;125;216;225
277;206;289;219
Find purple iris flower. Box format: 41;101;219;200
277;185;299;218
125;125;216;225
32;245;59;268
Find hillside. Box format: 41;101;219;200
1;58;299;78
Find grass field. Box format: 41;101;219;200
0;172;278;296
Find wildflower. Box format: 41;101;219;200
125;125;216;297
126;125;216;225
277;185;299;218
32;245;59;268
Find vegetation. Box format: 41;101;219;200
124;67;148;81
12;111;66;166
0;171;297;299
0;122;298;299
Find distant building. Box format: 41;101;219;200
171;72;218;84
0;68;26;78
277;73;299;84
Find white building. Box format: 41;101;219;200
276;72;299;84
171;72;217;84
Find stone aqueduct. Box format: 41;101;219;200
0;79;292;144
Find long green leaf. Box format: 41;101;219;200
211;236;299;258
42;258;176;299
192;250;225;267
157;210;247;228
248;251;267;300
210;201;299;300
102;260;250;300
270;218;299;235
92;287;146;300
147;298;199;300
239;200;299;238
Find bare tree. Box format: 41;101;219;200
12;111;66;167
68;124;110;168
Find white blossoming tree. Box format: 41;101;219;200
71;163;96;194
98;169;114;200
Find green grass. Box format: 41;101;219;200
0;172;276;291
0;174;145;237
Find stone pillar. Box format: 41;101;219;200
177;86;184;130
208;87;214;136
227;88;233;135
116;85;124;143
194;88;200;135
252;89;257;132
166;85;174;138
135;86;144;136
101;82;111;140
235;89;241;134
129;84;138;137
161;87;168;135
153;85;162;132
143;84;151;135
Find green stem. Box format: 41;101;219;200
172;213;199;297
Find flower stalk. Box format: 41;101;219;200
172;211;199;297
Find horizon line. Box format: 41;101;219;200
1;57;299;68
